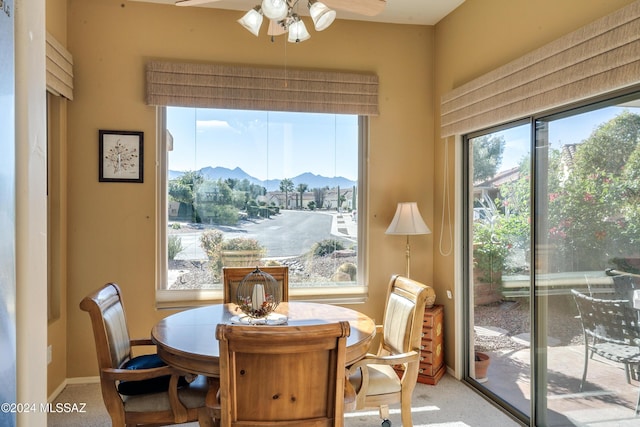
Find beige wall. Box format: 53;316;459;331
50;0;638;390
63;0;434;379
432;0;637;370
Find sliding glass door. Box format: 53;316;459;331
465;92;640;426
466;122;533;419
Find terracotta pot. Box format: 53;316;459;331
475;351;490;381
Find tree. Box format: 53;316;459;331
472;135;506;183
168;171;203;205
313;187;327;209
296;183;308;209
168;171;204;222
279;178;294;209
546;111;640;271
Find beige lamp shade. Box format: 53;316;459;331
386;202;431;235
386;202;430;278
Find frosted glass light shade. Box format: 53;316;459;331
238;8;263;37
287;18;310;43
386;202;431;235
309;1;336;31
261;0;288;20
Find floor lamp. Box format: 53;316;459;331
385;202;431;278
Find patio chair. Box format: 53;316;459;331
571;289;640;415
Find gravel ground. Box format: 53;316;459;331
168;254;357;290
474;296;584;352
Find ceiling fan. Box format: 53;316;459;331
175;0;387;42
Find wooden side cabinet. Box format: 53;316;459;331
418;304;445;385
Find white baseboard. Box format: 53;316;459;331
48;376;100;403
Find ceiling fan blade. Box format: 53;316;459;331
322;0;386;16
267;20;287;36
175;0;222;6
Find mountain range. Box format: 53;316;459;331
169;166;357;192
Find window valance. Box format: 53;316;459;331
146;61;379;116
441;0;640;137
46;32;74;100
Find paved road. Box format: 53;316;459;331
173;210;355;260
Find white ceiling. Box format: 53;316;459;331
129;0;466;26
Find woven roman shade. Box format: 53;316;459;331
146;61;379;116
46;32;73;100
441;0;640;137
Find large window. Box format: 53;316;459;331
157;107;366;304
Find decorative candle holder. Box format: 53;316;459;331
236;267;281;319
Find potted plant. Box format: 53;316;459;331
474;351;491;382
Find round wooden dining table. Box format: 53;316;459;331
151;301;376;378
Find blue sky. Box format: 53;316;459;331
496;106;638;172
167;107;359;181
167;104;639;180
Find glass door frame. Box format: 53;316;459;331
461;85;640;426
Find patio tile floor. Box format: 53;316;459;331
480;345;640;426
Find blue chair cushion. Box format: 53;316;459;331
117;354;189;396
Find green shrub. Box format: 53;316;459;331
168;235;184;260
200;231;265;279
311;239;345;257
200;229;224;259
221;237;265;252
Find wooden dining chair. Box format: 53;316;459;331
222;266;289;304
347;275;432;427
80;283;213;426
214;321;351;427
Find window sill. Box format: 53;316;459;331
156;286;368;310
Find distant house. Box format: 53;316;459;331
473;167;520;220
265;186;357;210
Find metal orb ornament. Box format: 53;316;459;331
236;267;281;319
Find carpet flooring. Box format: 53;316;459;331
47;374;522;426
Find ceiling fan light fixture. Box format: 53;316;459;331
261;0;289;21
238;7;264;37
309;1;336;31
287;16;310;43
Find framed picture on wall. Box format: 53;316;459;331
99;130;143;183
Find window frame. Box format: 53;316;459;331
155;108;369;307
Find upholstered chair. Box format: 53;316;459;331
347;275;432;427
80;282;213;426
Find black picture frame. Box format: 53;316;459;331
99;130;144;183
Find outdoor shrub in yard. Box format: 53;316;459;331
311;239;345;257
338;262;357;280
168;235;184;260
200;230;265;280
